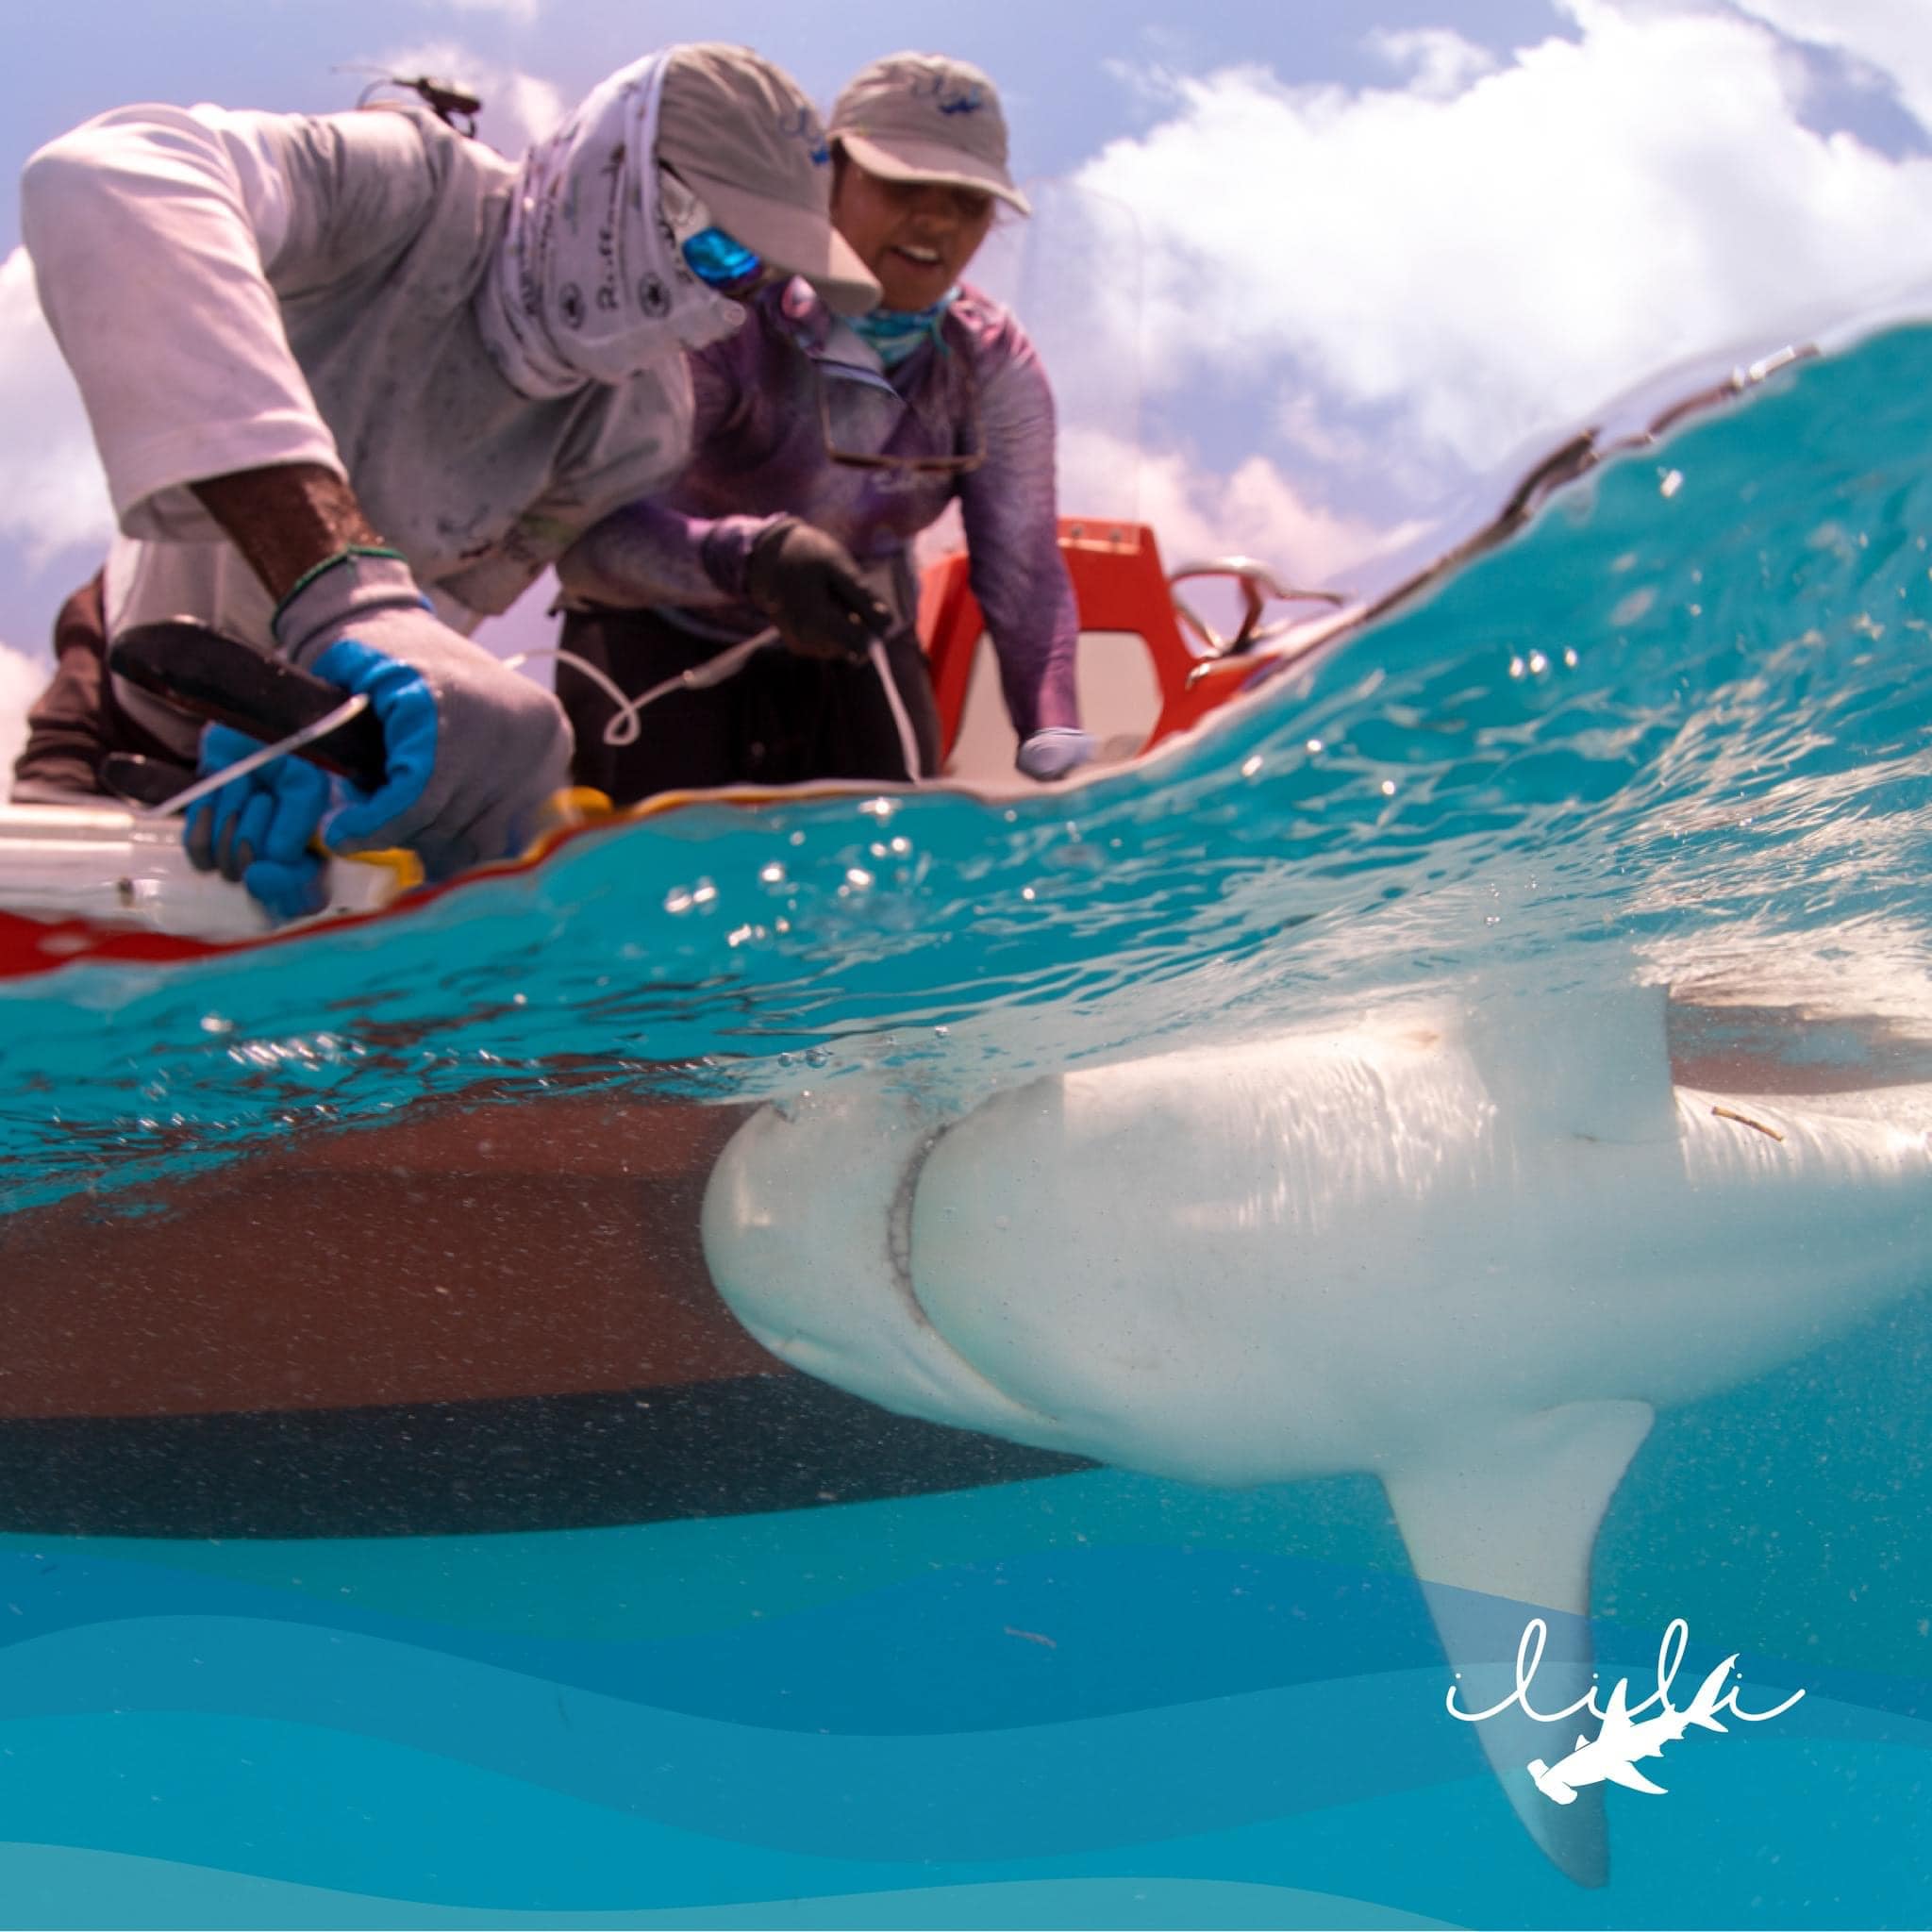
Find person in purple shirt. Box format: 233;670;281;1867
554;52;1094;799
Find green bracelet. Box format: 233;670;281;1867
274;543;409;624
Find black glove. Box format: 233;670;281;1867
743;517;891;660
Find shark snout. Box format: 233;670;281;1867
702;1086;1077;1454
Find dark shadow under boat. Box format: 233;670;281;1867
0;1092;1088;1539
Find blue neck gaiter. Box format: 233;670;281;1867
848;287;959;368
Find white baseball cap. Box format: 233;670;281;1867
658;43;881;314
829;53;1031;215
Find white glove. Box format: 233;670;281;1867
273;547;573;879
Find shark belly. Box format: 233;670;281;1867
739;1003;1929;1484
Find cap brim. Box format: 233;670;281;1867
676;170;881;316
836;132;1031;215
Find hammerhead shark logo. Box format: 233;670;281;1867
912;73;987;116
1449;1617;1806;1808
1528;1656;1737;1805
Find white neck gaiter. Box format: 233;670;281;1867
475;51;745;400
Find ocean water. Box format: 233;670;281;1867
0;322;1928;1926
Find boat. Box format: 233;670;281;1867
0;513;1359;978
1;514;1321;1537
0;353;1819;1536
0;339;1808;981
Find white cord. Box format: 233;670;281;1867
507;629;779;747
869;637;922;780
141;691;375;821
514;626;921;778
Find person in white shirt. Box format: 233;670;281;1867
11;44;878;917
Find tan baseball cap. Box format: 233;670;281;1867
830;53;1032;215
657;43;881;315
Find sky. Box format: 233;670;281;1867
0;0;1928;767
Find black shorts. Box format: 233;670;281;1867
556;606;941;807
10;574;192;800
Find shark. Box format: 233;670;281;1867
699;978;1931;1886
1528;1655;1737;1806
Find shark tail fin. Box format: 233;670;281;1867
1687;1654;1738;1733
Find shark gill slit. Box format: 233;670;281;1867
885;1114;1067;1427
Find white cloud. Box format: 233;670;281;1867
0;248;113;564
1364;27;1499;101
1076;0;1932;543
368;42;563;155
0;641;46;784
1732;0;1932;136
1061;427;1411;591
493;70;568;153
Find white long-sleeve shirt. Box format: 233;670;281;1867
22;101;694;720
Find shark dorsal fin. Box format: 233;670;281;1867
1463;979;1675;1145
1604;1676;1632;1723
1694;1656;1736;1703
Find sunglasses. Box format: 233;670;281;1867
814;357;984;476
680;226;764;291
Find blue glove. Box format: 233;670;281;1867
1016;727;1096;782
183;724;333;923
274;547;572;880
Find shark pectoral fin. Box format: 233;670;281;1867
1602;1759;1669;1796
1383;1397;1657;1891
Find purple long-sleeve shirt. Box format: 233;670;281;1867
557;277;1081;741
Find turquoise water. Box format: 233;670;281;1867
0;324;1929;1925
8;327;1932;1205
